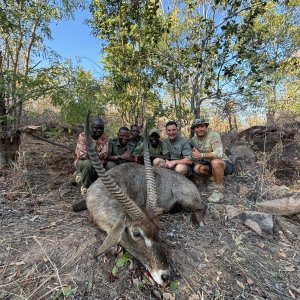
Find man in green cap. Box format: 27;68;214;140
135;128;169;163
190;117;233;203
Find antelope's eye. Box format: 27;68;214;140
132;231;141;238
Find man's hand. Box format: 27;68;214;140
122;151;135;162
192;148;201;160
165;159;177;169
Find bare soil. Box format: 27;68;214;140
0;133;299;300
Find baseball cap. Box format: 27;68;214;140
191;118;209;129
148;128;160;136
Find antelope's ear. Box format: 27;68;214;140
94;216;127;258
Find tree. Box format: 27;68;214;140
251;0;300;123
89;0;168;125
153;0;267;123
0;0;84;165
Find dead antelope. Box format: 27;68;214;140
85;114;170;285
85;113;205;285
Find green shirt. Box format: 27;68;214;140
129;136;144;151
190;131;230;162
108;137;135;164
162;135;192;160
135;141;166;156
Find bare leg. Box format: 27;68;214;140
193;164;210;177
175;164;188;175
153;158;167;168
211;159;225;184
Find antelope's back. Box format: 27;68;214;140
86;163;203;231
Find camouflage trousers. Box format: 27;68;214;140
75;159;98;189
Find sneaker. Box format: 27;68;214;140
81;186;87;196
208;190;224;203
207;183;224;203
207;180;215;192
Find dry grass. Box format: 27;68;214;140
0;133;299;300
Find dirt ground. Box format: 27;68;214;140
0;132;299;300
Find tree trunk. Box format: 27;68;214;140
0;130;22;166
233;115;238;131
228;115;233;131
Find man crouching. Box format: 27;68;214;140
190;118;233;203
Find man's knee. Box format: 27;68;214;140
193;164;200;174
193;164;207;175
76;159;94;173
211;159;225;171
153;158;165;168
175;164;190;175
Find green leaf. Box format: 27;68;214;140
112;266;119;276
116;252;131;268
168;281;178;292
271;271;278;278
62;287;77;297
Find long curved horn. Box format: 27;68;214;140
85;111;146;221
143;123;159;215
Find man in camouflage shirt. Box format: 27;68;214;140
106;127;137;170
190;117;233;203
153;121;193;176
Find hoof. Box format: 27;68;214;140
72;200;87;212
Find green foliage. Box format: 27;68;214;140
111;252;132;276
50;65;107;126
250;0;300;122
89;0;168;125
0;0;85;131
168;281;178;292
156;0;268;122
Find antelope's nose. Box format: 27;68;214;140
161;272;170;283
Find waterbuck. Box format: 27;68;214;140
85;114;205;285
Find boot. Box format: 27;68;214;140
207;183;224;203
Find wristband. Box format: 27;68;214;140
201;153;205;159
118;155;121;160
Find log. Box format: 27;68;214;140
256;195;300;216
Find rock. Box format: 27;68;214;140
237;123;300;184
225;205;241;219
239;211;274;238
273;141;300;183
276;216;300;244
225;141;257;175
256;194;300;216
162;292;175;300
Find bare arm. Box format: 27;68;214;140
165;157;193;168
